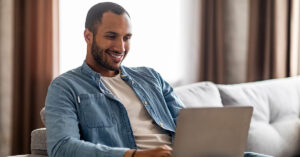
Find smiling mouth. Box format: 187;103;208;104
110;53;123;58
106;50;124;62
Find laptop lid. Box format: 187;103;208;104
172;106;253;157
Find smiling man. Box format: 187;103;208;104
45;2;269;157
85;9;132;77
45;2;182;157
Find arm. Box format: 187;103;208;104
151;69;185;124
162;80;185;124
45;80;128;157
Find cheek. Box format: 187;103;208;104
125;42;130;51
97;39;112;49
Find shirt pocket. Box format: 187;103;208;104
78;93;115;128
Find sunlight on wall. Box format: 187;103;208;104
59;0;184;84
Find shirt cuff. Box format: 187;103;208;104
95;146;129;157
110;147;130;157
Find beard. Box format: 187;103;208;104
91;39;121;71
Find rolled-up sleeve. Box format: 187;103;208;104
45;79;129;157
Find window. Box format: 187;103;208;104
59;0;184;85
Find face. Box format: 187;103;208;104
87;11;132;73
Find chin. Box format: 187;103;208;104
110;64;121;71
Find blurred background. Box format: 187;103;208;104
0;0;299;156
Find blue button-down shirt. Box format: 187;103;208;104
45;62;184;157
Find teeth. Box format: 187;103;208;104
110;54;122;58
106;50;124;59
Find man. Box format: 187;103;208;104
46;2;181;157
45;2;268;157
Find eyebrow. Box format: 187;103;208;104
105;31;118;35
105;31;132;37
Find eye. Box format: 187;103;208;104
105;35;116;40
123;35;131;41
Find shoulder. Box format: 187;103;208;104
48;66;90;91
121;66;165;87
122;66;160;78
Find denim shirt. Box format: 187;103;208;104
45;62;184;157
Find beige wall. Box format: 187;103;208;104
0;0;13;156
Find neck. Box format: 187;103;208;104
85;59;119;77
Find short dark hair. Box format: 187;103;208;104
85;2;130;34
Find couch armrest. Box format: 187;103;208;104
31;128;47;156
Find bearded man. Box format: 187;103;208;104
45;2;269;157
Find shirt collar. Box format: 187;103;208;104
81;61;129;80
81;61;101;80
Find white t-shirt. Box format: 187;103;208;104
101;74;171;149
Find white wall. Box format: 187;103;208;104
180;0;202;85
59;0;185;86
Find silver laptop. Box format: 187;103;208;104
172;106;253;157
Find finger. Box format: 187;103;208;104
158;149;172;157
161;145;173;151
164;150;172;156
160;151;172;157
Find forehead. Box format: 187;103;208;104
97;11;132;34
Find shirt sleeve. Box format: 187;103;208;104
45;79;129;157
149;68;185;124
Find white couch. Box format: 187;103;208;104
10;76;300;157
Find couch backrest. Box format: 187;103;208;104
218;76;300;157
174;81;223;108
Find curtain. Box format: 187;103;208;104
0;0;14;156
11;0;56;154
199;0;299;84
199;0;225;84
247;0;300;81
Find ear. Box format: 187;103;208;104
84;29;93;44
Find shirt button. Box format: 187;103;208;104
144;101;148;105
160;123;164;127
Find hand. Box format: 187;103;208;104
124;145;172;157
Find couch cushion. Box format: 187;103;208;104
31;128;47;156
174;81;223;108
218;76;300;157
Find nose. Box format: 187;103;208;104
113;39;126;53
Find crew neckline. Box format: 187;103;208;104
101;73;121;80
